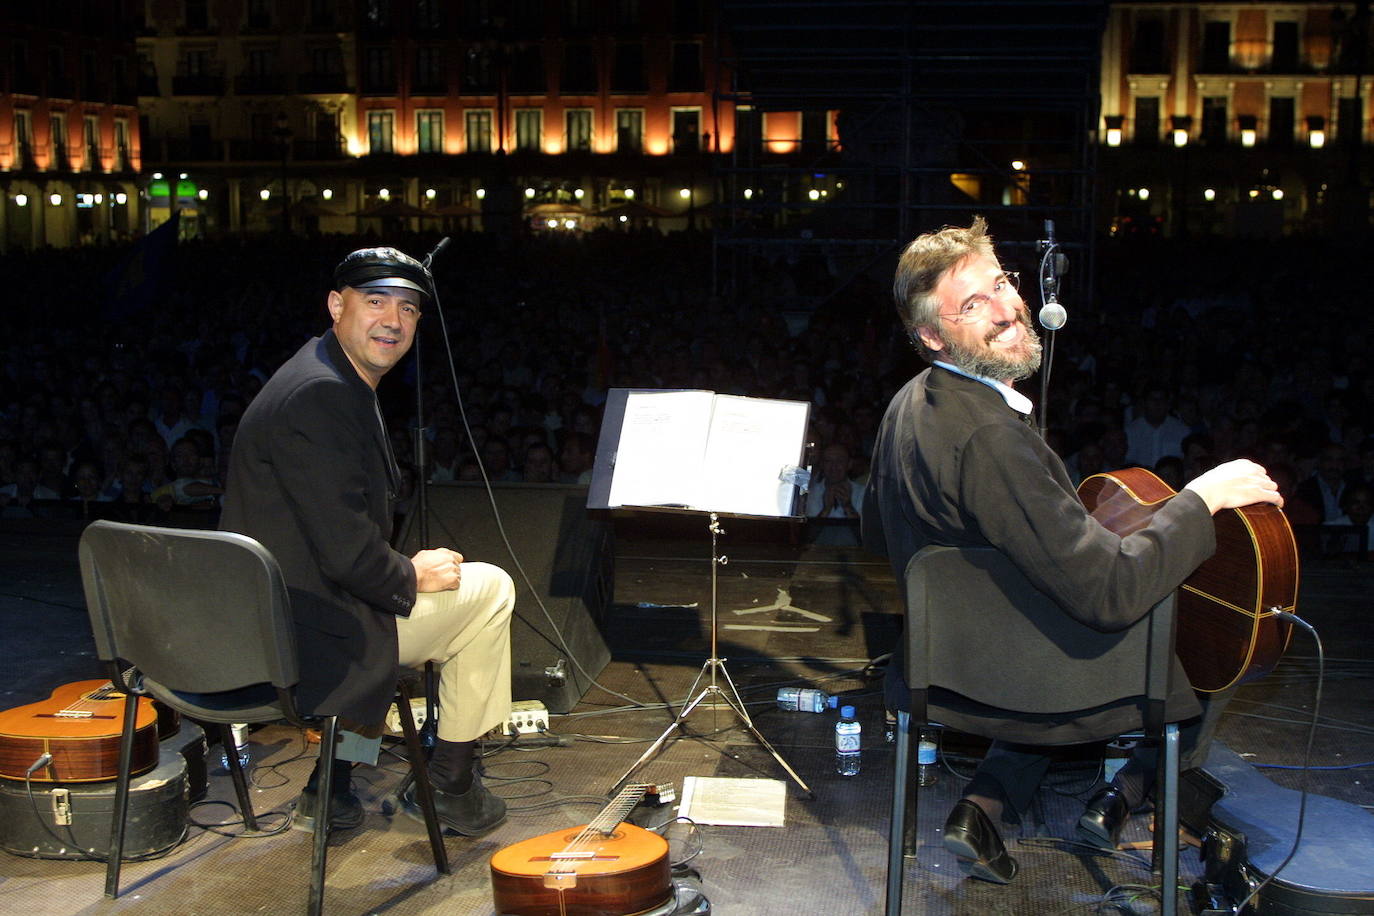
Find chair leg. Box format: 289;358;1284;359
308;717;339;916
220;724;258;832
103;690;141;898
396;678;450;874
885;710;911;916
1154;723;1180;916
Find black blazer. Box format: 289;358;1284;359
863;367;1214;741
220;330;416;724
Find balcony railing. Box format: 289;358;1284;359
235;73;287;95
297;72;349;93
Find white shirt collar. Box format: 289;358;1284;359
933;360;1035;417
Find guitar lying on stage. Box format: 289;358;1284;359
490;783;673;916
1078;467;1299;692
0;679;160;783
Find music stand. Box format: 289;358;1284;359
588;389;815;799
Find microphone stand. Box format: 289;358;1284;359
1036;220;1068;439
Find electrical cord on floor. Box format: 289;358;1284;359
187;798;293;838
23;764;193;862
647;815;703;868
1228;610;1324;916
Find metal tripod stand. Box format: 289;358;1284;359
609;512;814;799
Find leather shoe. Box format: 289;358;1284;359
942;799;1018;884
1077;785;1131;849
402;778;506;838
292;786;364;833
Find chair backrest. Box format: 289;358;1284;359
79;520;299;716
904;545;1180;737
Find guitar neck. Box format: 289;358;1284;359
589;784;651;836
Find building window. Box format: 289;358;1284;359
82;51;99;99
1272;21;1299;72
83;114;99;170
466;109;493;152
1269;96;1295;146
247;0;273;28
114;119;129;170
1201;21;1231;73
509;45;546;94
50;113;68;169
1338;97;1362;146
1134;96;1160;145
1201;96;1228;144
612;43;646;92
363;47;395;93
566;108;592;151
309;45;342;75
614;0;640;28
415;0;443;30
416;110;444;153
515;109;542;151
309;0;335;29
367;110;395;153
669;42;702;92
615;108;643;152
734;106;760;154
15;110;33;168
414;46;445;93
801;109;829;154
246;47;277;76
185;0;209;30
464;48;495;93
561;44;596;93
181;48;212;76
672;108;700;153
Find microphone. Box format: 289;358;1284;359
1037;220;1068;331
422;236;450;269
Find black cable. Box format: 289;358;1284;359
1231;610;1323;915
424;267;649;708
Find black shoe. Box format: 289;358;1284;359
292;786;364;833
1077;785;1131;849
942;798;1018;884
402;778;506;838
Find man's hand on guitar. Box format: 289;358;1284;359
1184;459;1284;515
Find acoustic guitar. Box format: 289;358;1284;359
490;783;672;916
1078;467;1299;693
0;679;160;782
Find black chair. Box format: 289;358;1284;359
885;545;1186;916
78;520;451;915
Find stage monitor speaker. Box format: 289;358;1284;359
397;482;613;714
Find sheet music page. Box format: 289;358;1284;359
679;776;786;827
607;390;715;509
698;395;809;516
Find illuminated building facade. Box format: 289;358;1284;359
133;0;770;237
0;4;143;251
1098;2;1372;236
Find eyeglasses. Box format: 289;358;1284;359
939;271;1021;324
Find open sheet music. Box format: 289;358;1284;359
590;389;810;518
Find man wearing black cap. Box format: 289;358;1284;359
221;246;513;838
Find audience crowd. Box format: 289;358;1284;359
1;226;1371;560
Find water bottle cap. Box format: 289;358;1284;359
840;705;856;718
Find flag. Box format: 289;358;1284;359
103;210;180;321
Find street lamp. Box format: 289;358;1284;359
274;112;293;235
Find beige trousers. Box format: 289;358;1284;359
395;561;515;742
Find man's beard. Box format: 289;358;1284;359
940;313;1043;383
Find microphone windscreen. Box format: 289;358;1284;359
1038;301;1067;331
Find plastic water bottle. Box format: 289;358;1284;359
220;723;251;771
835;706;861;776
917;729;939;787
776;687;839;713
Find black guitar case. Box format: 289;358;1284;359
1185;741;1374;915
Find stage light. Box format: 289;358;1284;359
115;192;127;204
1137;187;1150;200
1309;129;1325;148
525;187;536;199
1105;127;1122;147
1172;129;1188;147
1272;188;1284;200
1240;128;1256;147
178;172;188;179
563;218;576;229
197;189;208;200
1248;188;1260;199
619;215;627;223
152;172;163;180
1010;159;1026;171
94;193;103;204
743;188;753;199
546;218;558;228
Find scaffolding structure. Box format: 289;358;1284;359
713;0;1108;314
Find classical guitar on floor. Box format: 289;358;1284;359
489;783;673;916
1078;467;1300;693
0;679;160;783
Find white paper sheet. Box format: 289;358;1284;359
679;776;786;827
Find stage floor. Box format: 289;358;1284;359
1;518;1371;916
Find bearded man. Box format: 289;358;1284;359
862;218;1282;884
